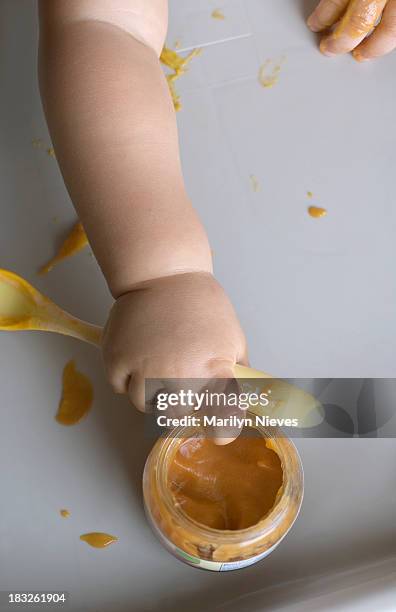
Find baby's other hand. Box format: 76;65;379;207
102;272;248;439
307;0;396;61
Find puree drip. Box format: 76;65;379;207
168;435;283;530
55;360;93;426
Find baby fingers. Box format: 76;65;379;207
353;0;396;59
307;0;350;32
320;0;387;56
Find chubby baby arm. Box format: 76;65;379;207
38;1;248;430
38;0;211;293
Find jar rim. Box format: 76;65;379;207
154;423;303;545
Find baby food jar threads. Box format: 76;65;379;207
143;423;304;572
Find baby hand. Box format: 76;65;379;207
307;0;396;61
102;271;248;423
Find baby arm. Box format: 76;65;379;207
38;1;247;432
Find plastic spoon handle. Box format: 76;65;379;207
45;310;102;347
0;269;102;347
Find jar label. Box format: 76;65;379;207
146;505;280;571
173;541;280;572
218;543;280;571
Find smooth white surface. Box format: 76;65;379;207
218;556;396;611
1;1;396;611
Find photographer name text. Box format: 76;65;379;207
156;414;299;428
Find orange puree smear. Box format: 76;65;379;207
258;57;286;89
308;206;327;218
39;221;88;275
250;174;260;192
168;436;283;530
32;139;56;158
56;360;93;426
212;9;225;20
80;532;118;548
160;46;202;112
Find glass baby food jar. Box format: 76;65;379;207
143;422;304;571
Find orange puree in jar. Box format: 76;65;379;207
168;436;283;530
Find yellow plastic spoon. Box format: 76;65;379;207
0;269;323;427
0;269;101;346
